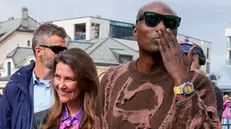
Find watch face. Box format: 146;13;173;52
183;82;194;95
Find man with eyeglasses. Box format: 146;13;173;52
96;1;221;129
0;23;67;129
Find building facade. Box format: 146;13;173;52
0;7;38;65
51;16;212;73
225;27;231;67
50;16;134;41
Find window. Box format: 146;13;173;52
7;62;11;76
206;48;209;59
27;40;30;46
229;37;231;48
109;21;135;40
91;23;100;39
206;62;210;73
229;51;231;65
119;55;133;63
74;23;86;40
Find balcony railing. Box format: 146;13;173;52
75;33;86;40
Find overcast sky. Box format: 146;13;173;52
0;0;230;71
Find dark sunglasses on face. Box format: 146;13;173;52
40;45;67;54
136;11;181;30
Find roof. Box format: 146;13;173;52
211;67;231;90
0;37;138;70
113;38;139;51
111;48;133;56
68;41;93;50
0;76;10;81
0;17;38;43
47;16;135;25
6;47;34;68
68;37;139;65
178;33;211;44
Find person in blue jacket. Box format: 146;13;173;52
0;93;2;104
0;23;67;129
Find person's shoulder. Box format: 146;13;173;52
34;109;49;119
33;109;49;128
104;62;131;76
3;77;19;96
8;63;35;85
213;84;222;94
13;63;35;76
100;62;131;82
99;62;131;89
191;71;213;90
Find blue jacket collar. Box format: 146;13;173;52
9;62;35;95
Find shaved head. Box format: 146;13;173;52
137;1;177;19
133;1;180;54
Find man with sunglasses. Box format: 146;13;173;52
96;1;221;129
180;41;223;121
0;23;67;129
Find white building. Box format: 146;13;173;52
0;7;38;65
225;26;231;67
0;47;35;93
51;16;212;73
50;16;134;41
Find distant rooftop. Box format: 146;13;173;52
47;16;135;25
0;76;10;81
211;66;231;91
68;37;138;65
178;33;211;44
0;7;38;43
5;47;34;68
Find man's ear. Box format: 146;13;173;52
35;46;42;57
133;24;138;40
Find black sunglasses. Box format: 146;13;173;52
136;11;181;30
40;45;67;54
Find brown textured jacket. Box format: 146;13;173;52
96;60;221;129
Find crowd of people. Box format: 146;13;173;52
0;1;226;129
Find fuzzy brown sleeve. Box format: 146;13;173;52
173;74;221;129
95;67;115;129
95;72;106;129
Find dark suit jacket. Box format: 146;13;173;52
213;85;223;121
33;109;60;129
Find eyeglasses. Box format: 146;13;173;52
136;11;181;30
40;45;67;54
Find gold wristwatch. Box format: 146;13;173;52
173;82;194;95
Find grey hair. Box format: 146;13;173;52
32;23;67;55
